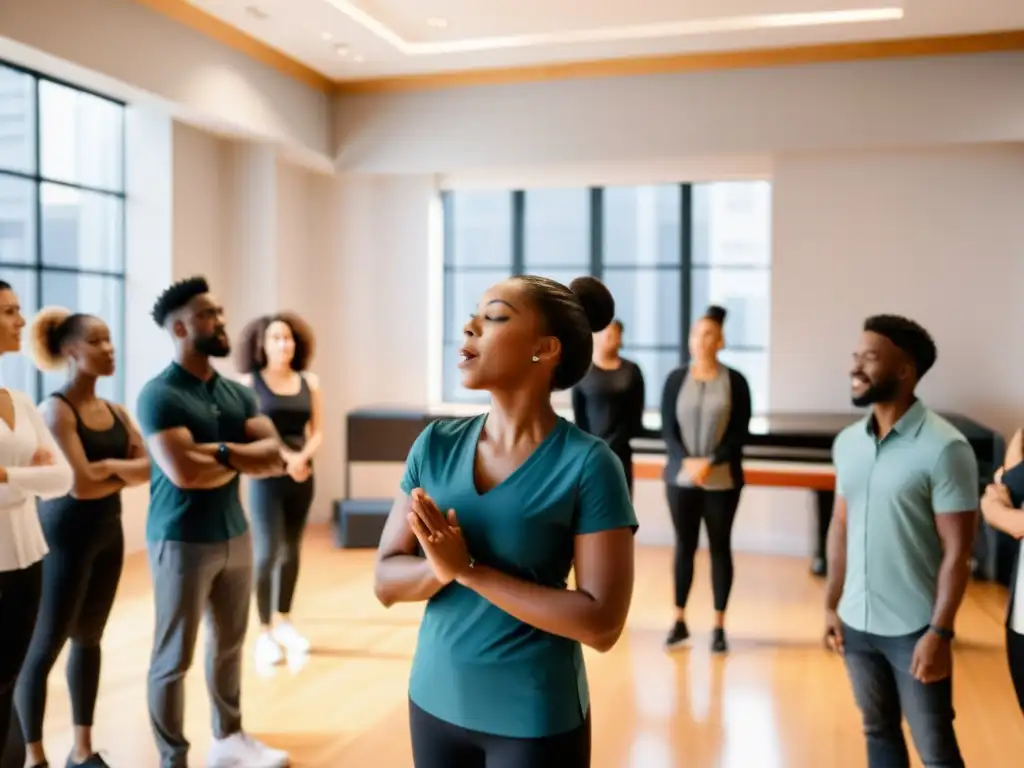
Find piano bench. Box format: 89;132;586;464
332;498;392;549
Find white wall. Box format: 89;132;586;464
771;145;1024;429
333;52;1024;173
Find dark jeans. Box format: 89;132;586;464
1008;627;1024;712
409;700;590;768
842;623;963;768
666;486;741;611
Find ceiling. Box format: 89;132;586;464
183;0;1024;81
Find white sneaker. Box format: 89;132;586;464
207;732;289;767
254;633;284;666
272;622;310;654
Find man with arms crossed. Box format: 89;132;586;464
137;277;290;768
825;315;977;768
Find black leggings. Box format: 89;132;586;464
409;700;591;768
250;476;315;625
666;485;742;612
15;496;124;743
0;561;42;768
1008;627;1024;712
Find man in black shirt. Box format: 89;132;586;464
571;319;646;494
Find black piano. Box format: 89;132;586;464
338;407;1013;586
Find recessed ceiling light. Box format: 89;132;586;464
334;43;350;56
352;54;365;63
321;31;333;41
427;17;448;29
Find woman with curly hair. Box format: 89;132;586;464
236;312;322;666
15;307;149;768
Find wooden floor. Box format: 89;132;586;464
33;526;1024;767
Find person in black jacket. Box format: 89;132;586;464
572;319;645;495
660;305;751;653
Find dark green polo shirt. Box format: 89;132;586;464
137;362;257;543
402;415;638;738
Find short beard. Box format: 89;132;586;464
851;377;899;408
195;334;230;358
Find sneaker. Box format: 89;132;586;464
665;620;690;649
272;622;310;654
255;633;284;666
711;627;729;654
67;753;112;767
206;733;289;768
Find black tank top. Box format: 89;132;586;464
52;392;131;464
252;371;312;453
42;393;131;512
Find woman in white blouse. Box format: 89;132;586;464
0;280;73;767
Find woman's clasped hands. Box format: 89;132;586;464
408;488;472;583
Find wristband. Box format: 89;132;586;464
215;443;233;469
928;624;954;641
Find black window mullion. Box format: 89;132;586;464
679;183;693;367
511;191;525;275
589;187;602;280
0;58;128;404
441;190;454;267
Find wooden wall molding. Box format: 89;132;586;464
129;4;1024;98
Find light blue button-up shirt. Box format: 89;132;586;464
833;400;978;636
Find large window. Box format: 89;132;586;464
441;182;771;414
0;63;125;403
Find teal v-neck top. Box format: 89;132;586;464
401;414;638;738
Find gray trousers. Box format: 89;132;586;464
147;532;253;768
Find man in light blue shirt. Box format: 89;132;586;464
825;315;977;768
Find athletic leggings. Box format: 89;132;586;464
0;561;42;768
409;700;591;768
1008;627;1024;713
15;495;124;743
666;485;742;612
250;475;314;625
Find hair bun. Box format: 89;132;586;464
706;304;728;324
570;277;615;333
28;306;72;371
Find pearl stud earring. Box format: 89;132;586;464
531;355;540;363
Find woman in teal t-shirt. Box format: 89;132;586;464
374;275;638;768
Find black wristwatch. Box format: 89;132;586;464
928;624;955;642
215;443;233;469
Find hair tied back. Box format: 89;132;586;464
569;277;615;334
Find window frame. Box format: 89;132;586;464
439;183;771;413
0;57;127;404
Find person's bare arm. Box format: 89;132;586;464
187;414;286;477
297;372;323;463
102;405;150;486
456;528;635;652
825;495;848;612
147;427;238;490
39;398;124;498
374;493;449;607
930;511;977;632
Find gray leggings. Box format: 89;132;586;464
250;476;314;625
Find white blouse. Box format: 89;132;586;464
0;389;73;572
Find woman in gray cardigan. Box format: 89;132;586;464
660;305;751;653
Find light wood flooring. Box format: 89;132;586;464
30;526;1024;767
